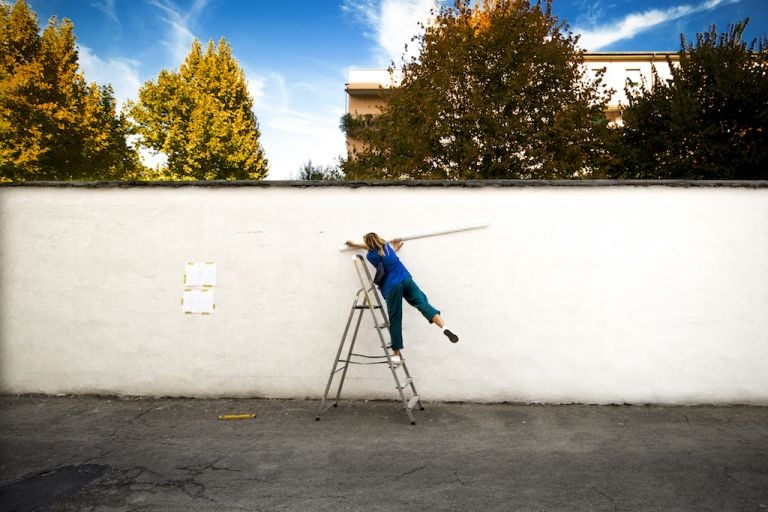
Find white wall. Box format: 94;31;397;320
1;183;767;404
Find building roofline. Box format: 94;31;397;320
344;82;394;95
582;51;680;61
346;52;681;95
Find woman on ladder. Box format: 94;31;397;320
346;233;458;366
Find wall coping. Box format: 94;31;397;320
1;180;767;189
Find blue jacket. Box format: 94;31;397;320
366;243;411;298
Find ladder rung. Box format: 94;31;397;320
407;396;420;410
350;353;386;360
397;377;413;389
376;324;390;329
354;305;381;309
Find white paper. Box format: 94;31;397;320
184;262;217;287
182;289;215;314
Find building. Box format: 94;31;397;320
344;52;680;154
581;52;679;124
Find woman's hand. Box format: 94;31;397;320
392;238;404;252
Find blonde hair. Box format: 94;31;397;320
364;232;388;256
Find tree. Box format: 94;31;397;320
294;159;344;180
614;20;768;180
0;0;138;181
130;38;268;180
342;0;613;180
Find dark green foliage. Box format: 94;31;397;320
614;20;768;180
295;159;344;180
341;0;613;180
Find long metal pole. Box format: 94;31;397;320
339;223;488;251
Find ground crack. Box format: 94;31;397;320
421;469;468;489
723;466;757;491
399;463;430;478
154;477;216;502
591;486;626;512
177;459;243;477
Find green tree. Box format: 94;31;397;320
614;20;768;180
130;38;268;180
0;0;138;181
342;0;612;180
295;159;344;180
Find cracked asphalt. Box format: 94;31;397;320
1;396;767;511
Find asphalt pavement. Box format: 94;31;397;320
1;396;767;511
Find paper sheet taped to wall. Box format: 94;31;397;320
182;289;215;314
185;262;217;287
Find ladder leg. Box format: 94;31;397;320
401;361;424;411
316;294;361;419
368;289;420;424
396;369;417;425
334;308;364;405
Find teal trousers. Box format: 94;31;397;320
384;278;440;350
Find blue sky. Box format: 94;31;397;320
24;0;768;179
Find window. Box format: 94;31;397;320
625;68;642;87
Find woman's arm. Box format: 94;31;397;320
345;240;367;250
391;239;403;252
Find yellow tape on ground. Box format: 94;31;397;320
217;414;256;420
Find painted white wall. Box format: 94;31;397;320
1;184;767;404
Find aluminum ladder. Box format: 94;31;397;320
315;254;424;425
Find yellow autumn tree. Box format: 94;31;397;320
0;0;138;181
130;38;268;180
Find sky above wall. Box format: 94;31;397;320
25;0;768;179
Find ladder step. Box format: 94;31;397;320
407;396;421;411
397;377;413;389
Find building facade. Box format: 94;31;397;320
345;52;680;154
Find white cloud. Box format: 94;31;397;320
342;0;438;66
573;0;605;28
78;45;143;107
260;110;346;180
248;70;290;111
242;66;347;180
146;0;209;65
246;76;266;105
91;0;119;23
574;0;741;50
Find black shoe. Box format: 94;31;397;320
443;329;459;343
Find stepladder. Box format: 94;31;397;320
316;254;424;425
